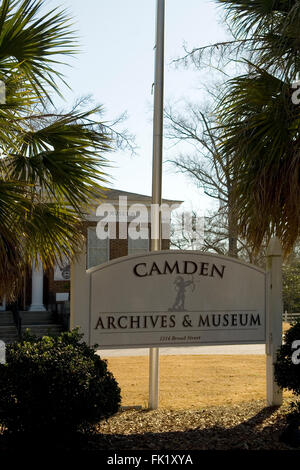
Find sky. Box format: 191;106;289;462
51;0;229;214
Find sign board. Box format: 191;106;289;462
56;293;69;302
88;251;266;349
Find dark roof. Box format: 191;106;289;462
99;188;183;206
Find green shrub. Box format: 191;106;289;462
0;329;121;434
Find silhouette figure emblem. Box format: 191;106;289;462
168;276;195;312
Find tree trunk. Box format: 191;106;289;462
228;190;238;258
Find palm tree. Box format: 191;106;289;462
214;0;300;254
177;0;300;254
0;0;111;300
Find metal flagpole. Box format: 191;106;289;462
149;0;165;410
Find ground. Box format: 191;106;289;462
88;355;296;450
87;322;297;450
0;322;297;451
1;400;295;451
96;399;295;450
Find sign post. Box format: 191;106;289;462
266;237;283;406
149;0;165;410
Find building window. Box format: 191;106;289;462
128;230;150;256
87;227;109;269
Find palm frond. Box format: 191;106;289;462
218;64;300;252
3;107;111;213
0;1;114;300
0;0;77;101
217;0;300;78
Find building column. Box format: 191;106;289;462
29;257;46;312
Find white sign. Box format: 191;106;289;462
0;340;5;364
88;251;266;349
56;293;69;302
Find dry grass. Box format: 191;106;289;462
106;354;293;409
105;322;293;409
